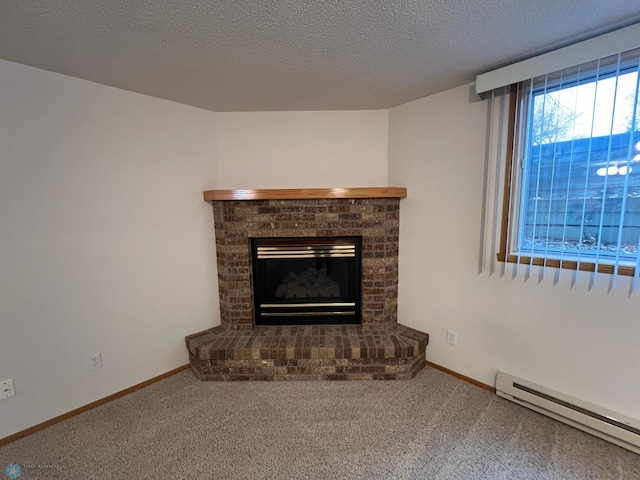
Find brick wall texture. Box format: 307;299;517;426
212;198;401;329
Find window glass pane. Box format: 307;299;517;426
519;59;640;260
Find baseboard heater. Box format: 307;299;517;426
496;371;640;455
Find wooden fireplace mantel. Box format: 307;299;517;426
203;187;407;201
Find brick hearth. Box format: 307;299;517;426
185;188;429;380
186;324;427;380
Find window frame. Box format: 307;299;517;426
497;81;640;277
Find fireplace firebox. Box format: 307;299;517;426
250;237;362;326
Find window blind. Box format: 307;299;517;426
480;44;640;292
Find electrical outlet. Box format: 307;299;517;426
1;379;16;399
89;353;102;370
446;330;458;346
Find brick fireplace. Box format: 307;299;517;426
185;187;429;380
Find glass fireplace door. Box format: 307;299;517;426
251;237;362;326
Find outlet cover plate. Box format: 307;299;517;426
90;353;102;370
1;379;16;399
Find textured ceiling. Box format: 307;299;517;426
1;1;640;111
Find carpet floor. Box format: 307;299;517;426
1;366;639;479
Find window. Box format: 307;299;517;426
499;48;640;276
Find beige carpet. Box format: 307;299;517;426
1;366;639;479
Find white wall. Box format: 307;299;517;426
388;83;640;419
214;110;388;188
0;63;391;440
0;60;219;439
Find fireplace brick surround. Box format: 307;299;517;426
185;188;429;380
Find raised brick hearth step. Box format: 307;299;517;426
186;324;429;381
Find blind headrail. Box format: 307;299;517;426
475;22;640;96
